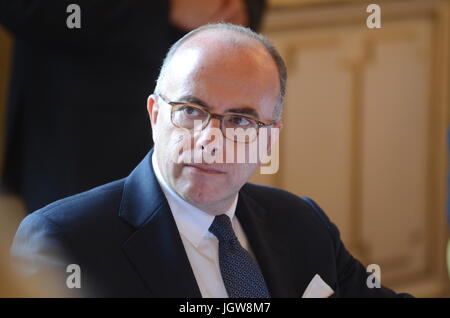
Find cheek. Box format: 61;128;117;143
156;125;193;162
173;130;196;163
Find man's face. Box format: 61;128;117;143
148;38;281;213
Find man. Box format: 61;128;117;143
0;0;266;212
11;24;411;298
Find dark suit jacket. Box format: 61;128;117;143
11;149;411;297
0;0;266;212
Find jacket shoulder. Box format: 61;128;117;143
240;182;333;230
29;179;126;231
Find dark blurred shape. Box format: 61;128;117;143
0;204;65;297
0;0;266;212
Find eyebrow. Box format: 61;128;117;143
177;94;260;119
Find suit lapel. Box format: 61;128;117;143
119;150;201;297
118;149;298;298
236;191;298;297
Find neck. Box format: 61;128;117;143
192;195;238;216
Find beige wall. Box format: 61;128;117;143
251;0;450;296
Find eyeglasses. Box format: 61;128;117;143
157;94;276;143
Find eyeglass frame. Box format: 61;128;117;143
157;93;278;143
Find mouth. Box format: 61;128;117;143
183;164;226;175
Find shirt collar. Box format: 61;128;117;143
152;151;238;248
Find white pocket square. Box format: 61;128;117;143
302;274;334;298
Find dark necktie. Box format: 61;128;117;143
209;214;270;298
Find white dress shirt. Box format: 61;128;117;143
152;152;255;298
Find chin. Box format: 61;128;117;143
182;183;227;207
185;188;221;205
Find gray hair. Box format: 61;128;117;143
154;23;287;121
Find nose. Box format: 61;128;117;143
196;117;224;157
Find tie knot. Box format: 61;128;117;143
209;214;238;246
208;214;270;297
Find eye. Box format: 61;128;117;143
182;106;197;114
180;105;203;117
228;115;252;127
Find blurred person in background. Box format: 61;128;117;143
0;0;266;213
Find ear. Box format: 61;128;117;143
266;120;283;155
147;94;159;128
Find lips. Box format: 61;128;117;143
184;164;226;174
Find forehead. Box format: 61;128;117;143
163;35;280;119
